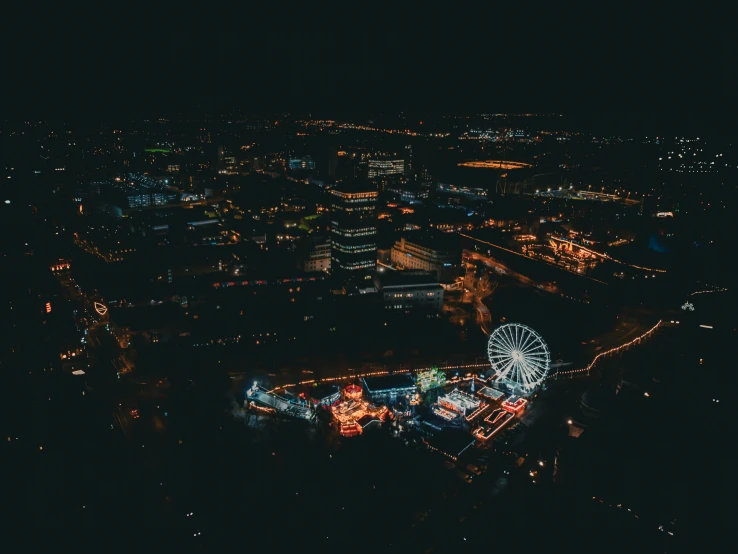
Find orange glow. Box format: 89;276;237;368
458;160;532;170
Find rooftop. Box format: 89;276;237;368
307;383;340;401
362;373;416;393
397;233;460;251
356;414;380;429
426;428;476;458
331;180;378;195
377;273;442;290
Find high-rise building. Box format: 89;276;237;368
367;157;405;179
404;144;413;178
418;164;432;185
327;145;338;180
330;183;378;281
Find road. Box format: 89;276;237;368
464;249;558;293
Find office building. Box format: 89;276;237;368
94;173;180;218
300;237;332;273
376;273;444;312
327;145;338;179
390;235;461;283
404;144;413;178
287;156;315;170
330;182;378;281
386;183;429;204
367;157;405;179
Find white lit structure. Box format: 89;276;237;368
487;323;550;395
438;389;481;415
433;389;485;422
246;383;314;421
478;386;505;402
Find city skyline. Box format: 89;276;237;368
1;12;734;552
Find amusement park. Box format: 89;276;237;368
244;322;560;456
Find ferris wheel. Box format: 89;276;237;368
487;323;550;393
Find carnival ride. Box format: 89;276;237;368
487;323;550;394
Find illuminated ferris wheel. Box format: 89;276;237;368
487;323;550;393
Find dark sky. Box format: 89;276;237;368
3;7;736;123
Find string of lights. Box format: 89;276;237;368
459;233;608;284
551;236;667;273
267;363;491;394
551;320;662;378
688;287;728;296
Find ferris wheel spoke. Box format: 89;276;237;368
525;356;547;366
492;334;513;351
499;358;515;379
528;362;548;380
520;337;544;355
489;342;512;359
490;332;512;350
526;365;543;381
516;361;529;387
502;324;515;347
507;325;519;351
520;335;541;355
518;331;535;354
495;329;515;353
516;361;526;386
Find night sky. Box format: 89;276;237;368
3;8;735;122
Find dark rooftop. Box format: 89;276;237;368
356;414;380;429
377;272;442;290
306;383;340;400
426;428;476;457
362;373;416;393
331;180;378;194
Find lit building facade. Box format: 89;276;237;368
367;158;405;179
376;274;444;312
386;184;429;203
303;240;331;272
390;236;461;283
330;184;378;280
287;156;316;170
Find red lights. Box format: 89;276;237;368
502;397;527;413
